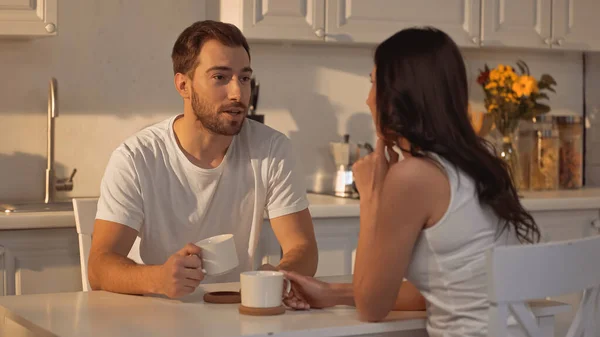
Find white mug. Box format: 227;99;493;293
195;234;239;276
240;271;291;308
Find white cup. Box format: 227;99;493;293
240;271;291;308
195;234;238;276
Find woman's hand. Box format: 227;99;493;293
352;138;400;201
281;271;337;309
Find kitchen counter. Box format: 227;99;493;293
307;188;600;217
0;275;569;337
1;188;599;230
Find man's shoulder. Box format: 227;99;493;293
116;116;174;158
242;119;290;151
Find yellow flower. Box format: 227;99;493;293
485;81;498;90
498;64;506;72
487;103;498;111
512;75;538;97
489;69;501;81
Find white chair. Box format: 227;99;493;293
72;198;143;291
487;235;600;337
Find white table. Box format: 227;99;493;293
0;276;570;337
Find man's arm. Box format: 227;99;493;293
88;220;204;298
88;219;158;294
266;208;318;277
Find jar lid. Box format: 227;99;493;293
537;129;559;138
556;116;582;124
532;115;554;123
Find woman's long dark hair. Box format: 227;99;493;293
374;27;540;244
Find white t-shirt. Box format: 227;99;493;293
96;115;309;283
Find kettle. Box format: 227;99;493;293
329;134;373;198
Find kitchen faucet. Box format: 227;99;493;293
45;77;76;203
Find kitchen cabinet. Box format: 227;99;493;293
551;0;600;51
0;229;81;296
481;0;551;49
257;217;359;277
218;0;600;51
311;217;359;277
0;0;57;37
218;0;325;42
325;0;480;46
218;0;480;47
481;0;600;51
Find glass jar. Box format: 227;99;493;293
518;115;556;190
529;129;560;191
557;116;584;189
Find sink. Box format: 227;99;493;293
1;201;73;213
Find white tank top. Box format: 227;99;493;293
405;154;518;337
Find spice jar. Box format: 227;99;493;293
557;116;584;189
529;129;560;191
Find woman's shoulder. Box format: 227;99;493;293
388;154;448;187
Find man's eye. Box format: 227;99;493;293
241;76;251;82
213;75;225;80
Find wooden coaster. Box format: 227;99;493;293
203;291;241;304
239;304;286;316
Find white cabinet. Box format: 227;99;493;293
218;0;480;47
219;0;325;41
325;0;481;47
312;217;359;277
535;209;600;242
552;0;600;51
218;0;600;51
0;229;82;296
256;217;359;277
481;0;551;48
0;0;57;37
481;0;600;50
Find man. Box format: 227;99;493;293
88;20;318;300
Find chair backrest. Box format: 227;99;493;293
487;235;600;337
72;198;143;291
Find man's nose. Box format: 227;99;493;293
228;78;241;101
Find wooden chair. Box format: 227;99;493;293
487;235;600;337
72;198;143;291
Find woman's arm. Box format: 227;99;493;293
351;144;432;322
282;271;426;311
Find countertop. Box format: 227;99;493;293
1;189;600;230
0;275;569;337
307;188;600;216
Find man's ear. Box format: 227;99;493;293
174;73;191;99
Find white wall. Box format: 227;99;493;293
0;0;594;202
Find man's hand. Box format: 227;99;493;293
158;243;205;298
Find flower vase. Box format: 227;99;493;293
498;130;523;190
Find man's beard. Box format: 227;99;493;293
191;89;247;136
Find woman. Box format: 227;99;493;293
283;27;540;337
